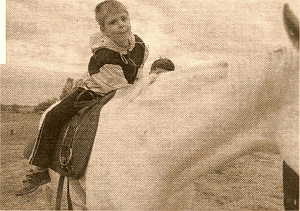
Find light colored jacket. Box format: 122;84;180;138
82;32;148;96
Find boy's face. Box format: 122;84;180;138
101;12;132;46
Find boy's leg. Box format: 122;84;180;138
29;89;84;167
16;88;90;196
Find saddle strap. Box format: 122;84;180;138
55;176;73;210
55;175;64;210
67;177;73;210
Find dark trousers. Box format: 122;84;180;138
283;161;299;210
29;88;100;167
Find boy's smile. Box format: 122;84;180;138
101;12;132;48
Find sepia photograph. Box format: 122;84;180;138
1;0;299;210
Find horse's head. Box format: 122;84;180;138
284;3;299;50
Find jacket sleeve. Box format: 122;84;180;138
91;64;130;89
136;44;149;81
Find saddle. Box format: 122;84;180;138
23;90;116;180
50;90;116;180
22;90;116;210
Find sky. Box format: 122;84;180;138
1;0;299;105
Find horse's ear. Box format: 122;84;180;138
283;3;299;50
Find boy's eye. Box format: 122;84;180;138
109;20;117;25
121;16;128;21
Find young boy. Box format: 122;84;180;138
16;0;148;196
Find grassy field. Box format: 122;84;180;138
1;112;53;210
1;112;284;210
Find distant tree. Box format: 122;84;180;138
60;77;74;100
0;104;5;111
34;77;83;113
11;104;20;113
34;98;58;113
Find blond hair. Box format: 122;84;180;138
94;0;129;27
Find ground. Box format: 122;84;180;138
1;112;284;210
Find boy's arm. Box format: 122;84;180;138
91;64;130;89
136;44;149;81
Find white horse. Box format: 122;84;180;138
45;4;299;210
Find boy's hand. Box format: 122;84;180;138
74;79;85;89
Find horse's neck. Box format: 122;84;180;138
263;47;299;174
274;67;299;173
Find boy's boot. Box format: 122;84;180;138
15;168;51;196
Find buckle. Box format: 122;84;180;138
59;145;72;167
